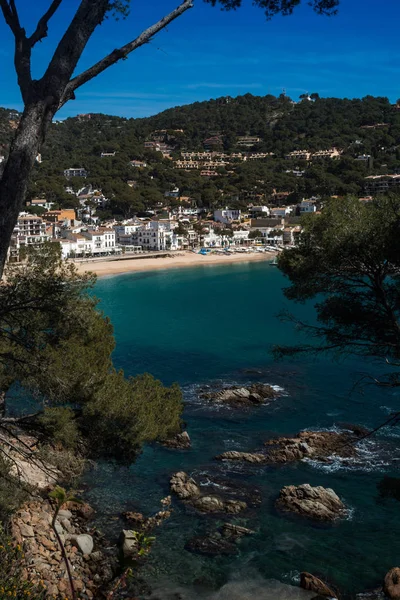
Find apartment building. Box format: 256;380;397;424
364;174;400;195
9;213;49;261
64;167;88;178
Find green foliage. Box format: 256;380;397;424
276;195;400;384
0;455;31;523
131;530;156;557
249;229;262;238
0;526;46;599
38;408;79;450
205;0;339;19
83;372;183;461
1;245;183;460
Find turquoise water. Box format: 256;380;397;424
84;261;400;598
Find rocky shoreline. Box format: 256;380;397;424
12;498;116;598
5;385;396;600
216;427;367;465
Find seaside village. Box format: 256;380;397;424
6;123;384;264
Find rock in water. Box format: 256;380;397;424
119;530;138;559
201;383;279;405
170;472;247;514
170;472;201;500
300;572;339;598
265;430;359;463
384;568;400;599
162;431;191;449
185;534;238;556
192;495;247;515
276;484;346;522
216;450;267;463
221;523;256;538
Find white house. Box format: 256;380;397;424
27;198;55;211
232;230;250;245
203;228;223;248
299;200;317;213
214;208;241;224
248;206;270;218
270;206;293;218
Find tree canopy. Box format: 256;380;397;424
0;244;183;461
276;195;400;386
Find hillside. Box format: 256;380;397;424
2;94;400;217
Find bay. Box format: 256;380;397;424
84;260;400;598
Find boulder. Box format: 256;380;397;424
57;509;73;520
185;535;238;556
384;568;400;599
265;430;359;464
162;431;191;449
192;495;225;513
119;530;138;559
170;472;201;500
201;383;279;405
300;572;338;598
123;511;146;528
216;451;266;464
71;534;94;555
276;484;346;522
65;501;95;520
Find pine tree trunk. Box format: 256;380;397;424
0;102;54;278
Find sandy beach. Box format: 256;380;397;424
74;250;277;277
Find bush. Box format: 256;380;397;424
0;454;31;523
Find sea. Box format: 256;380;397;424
83;260;400;599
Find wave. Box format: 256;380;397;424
303;438;396;474
148;577;316;600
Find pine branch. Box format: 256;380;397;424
28;0;63;47
60;0;194;106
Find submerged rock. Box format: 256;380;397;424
221;523;256;538
162;431;191;449
192;495;247;514
300;572;339;598
185;534;238;556
200;383;280;405
276;484;346;522
384;568;400;599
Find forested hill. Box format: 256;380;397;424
1;94;400;156
1;94;400;216
137;93;400;153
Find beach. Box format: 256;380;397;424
74;250;276;277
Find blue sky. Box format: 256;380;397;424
0;0;399;118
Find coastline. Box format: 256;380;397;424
74;250;277;277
